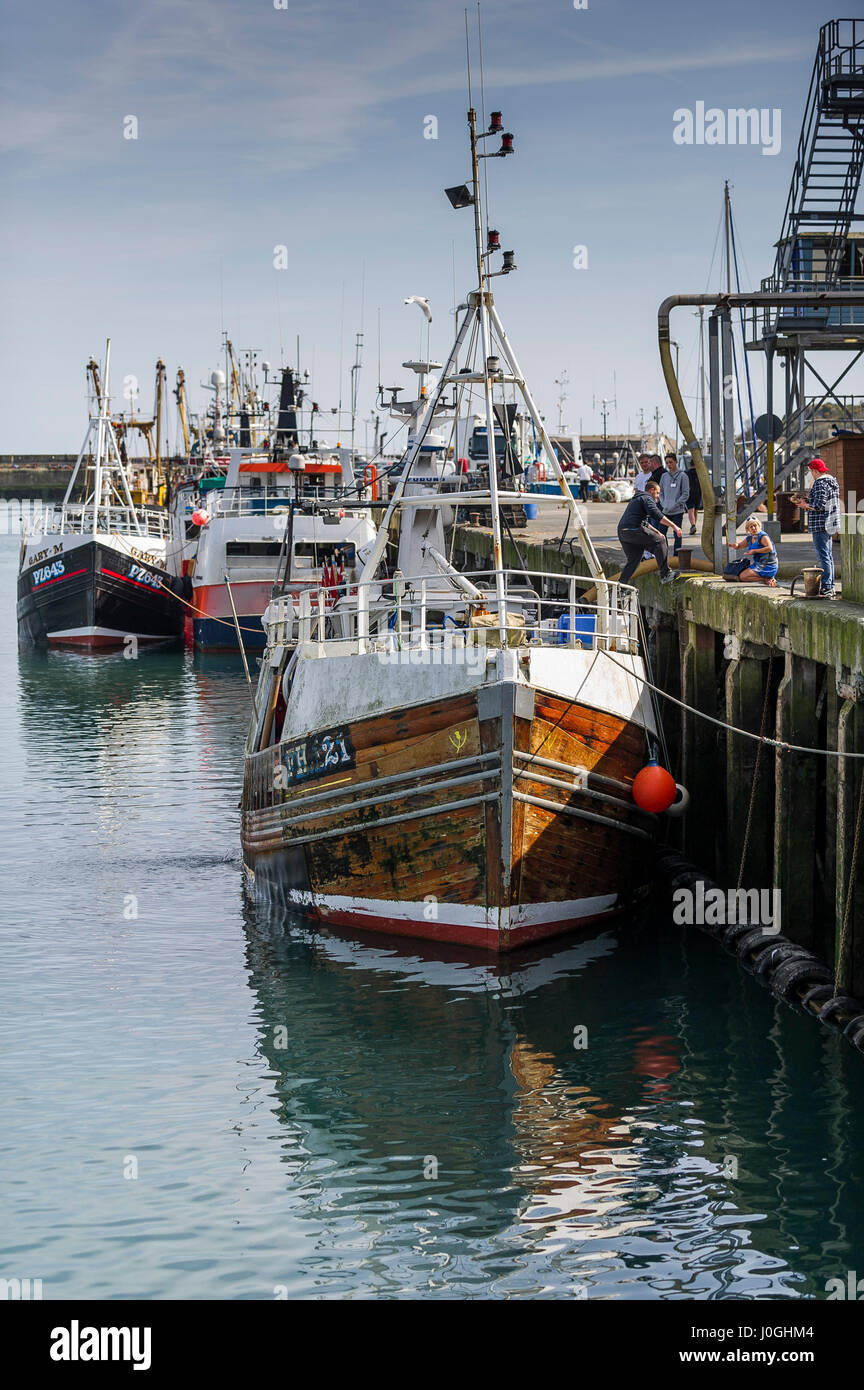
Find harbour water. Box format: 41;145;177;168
2;535;863;1301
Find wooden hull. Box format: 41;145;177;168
242;678;655;952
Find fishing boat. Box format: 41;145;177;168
241;104;679;951
17;341;184;648
188;365;377;652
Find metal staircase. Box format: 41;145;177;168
734;20;864;511
771;18;864;294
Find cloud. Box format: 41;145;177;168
0;0;809;181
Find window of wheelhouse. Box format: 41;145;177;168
291;541;356;572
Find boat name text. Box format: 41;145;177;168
275;726;355;788
128;563;163;589
128;547;165;569
32;560;66;586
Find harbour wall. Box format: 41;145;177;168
452;522;864;996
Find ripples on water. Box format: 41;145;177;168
1;537;863;1300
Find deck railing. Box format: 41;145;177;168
201;484;374;519
262;567;641;658
30;503;171;539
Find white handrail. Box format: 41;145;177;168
266;565;641;657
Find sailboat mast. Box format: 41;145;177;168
724;181;732;294
698;306;707;446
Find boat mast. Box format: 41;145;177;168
92;339;110;535
358;78;605;589
155;358;165;492
468;105;506;616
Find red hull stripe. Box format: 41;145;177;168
309;904;621;952
100;567;164;591
31;567;87;590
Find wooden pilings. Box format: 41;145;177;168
649;594;864;997
773;655;824;958
835;697;864;996
681;621;723;873
452;523;864;993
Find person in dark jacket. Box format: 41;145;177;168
617;481;683;585
685;452;702;534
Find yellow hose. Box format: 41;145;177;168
657;336;716;565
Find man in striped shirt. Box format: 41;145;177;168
793;457;841;599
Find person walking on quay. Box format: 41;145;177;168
648;454;665;485
632;455;655;493
575;457;592;502
617;480;683;586
727;515;778;587
684;451;702;534
793;457;841;599
658;453;689;555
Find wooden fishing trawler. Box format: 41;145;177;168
241;104;680;951
17;342;184;648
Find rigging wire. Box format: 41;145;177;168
477;4;492;252
730;207;760;490
704;201;726;291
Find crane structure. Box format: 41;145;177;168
174;368;191;457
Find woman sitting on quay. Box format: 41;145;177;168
727;515;778;587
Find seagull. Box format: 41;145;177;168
403;295;432;323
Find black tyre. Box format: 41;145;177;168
770;956;832;1001
801;983;834;1013
736;928;781;968
818;996;861;1030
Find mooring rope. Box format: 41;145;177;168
159;579;266;635
602;647;864;760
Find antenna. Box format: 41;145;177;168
337;281;345;443
350;330;364;454
592;392;616;472
554;370;569;433
275;277;285;366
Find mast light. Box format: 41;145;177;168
445;184;475;209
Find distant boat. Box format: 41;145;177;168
240;104;679;951
188;453;377;654
17;341;184;648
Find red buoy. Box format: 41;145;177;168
632;759;677;814
191;508;209;526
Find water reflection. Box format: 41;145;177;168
5;529;864;1299
240;901;864;1298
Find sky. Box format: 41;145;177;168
0;0;847;453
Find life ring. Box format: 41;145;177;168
363;464;378;501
